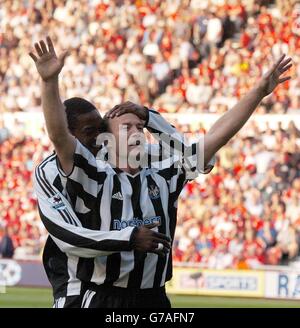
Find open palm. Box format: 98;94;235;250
258;54;292;97
29;37;68;81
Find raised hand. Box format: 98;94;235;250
105;101;148;121
29;36;68;81
258;54;292;97
130;222;171;257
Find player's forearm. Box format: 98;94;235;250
41;77;69;143
205;86;265;157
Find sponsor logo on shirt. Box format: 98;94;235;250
113;216;161;230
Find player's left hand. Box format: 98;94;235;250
257;54;292;97
105;101;148;121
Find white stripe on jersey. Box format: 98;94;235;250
75;196;91;214
67;255;81;296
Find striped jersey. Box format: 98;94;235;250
35;110;214;291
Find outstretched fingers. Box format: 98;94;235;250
40;40;48;54
278;57;292;69
266;55;292;80
34;42;43;57
29;52;38;62
274;54;286;70
278;76;291;84
106;105;121;118
46;36;56;55
266;54;287;77
279;62;292;75
277;57;292;82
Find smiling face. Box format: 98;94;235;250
71;110;106;155
107;113;146;170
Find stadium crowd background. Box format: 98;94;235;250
1;0;300;269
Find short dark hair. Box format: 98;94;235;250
63;97;97;131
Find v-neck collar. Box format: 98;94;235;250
112;167;141;178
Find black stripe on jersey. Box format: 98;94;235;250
38;204;132;252
166;192;177;282
53;175;64;193
43;236;69;299
65;179;101;230
73;153;107;182
145;175;167;288
76;257;95;285
157;162;180;181
191;143;197;155
127;174;146;289
65;180;77;209
165;174;187;282
65;179;97;210
104;174;122;286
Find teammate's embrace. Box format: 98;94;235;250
30;36;292;308
31;38;174;307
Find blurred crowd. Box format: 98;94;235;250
173;119;300;269
0;0;300;115
0;133;49;259
1;0;300;267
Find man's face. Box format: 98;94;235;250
71;110;105;155
107;113;145;168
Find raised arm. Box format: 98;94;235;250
204;54;292;163
29;37;75;175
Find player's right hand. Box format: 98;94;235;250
130;222;171;257
105;101;148;121
29;36;68;81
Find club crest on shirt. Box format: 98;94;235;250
148;185;160;199
48;193;66;210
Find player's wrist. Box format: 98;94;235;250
41;75;59;83
253;84;267;99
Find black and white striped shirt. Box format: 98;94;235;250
35;110;214;291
